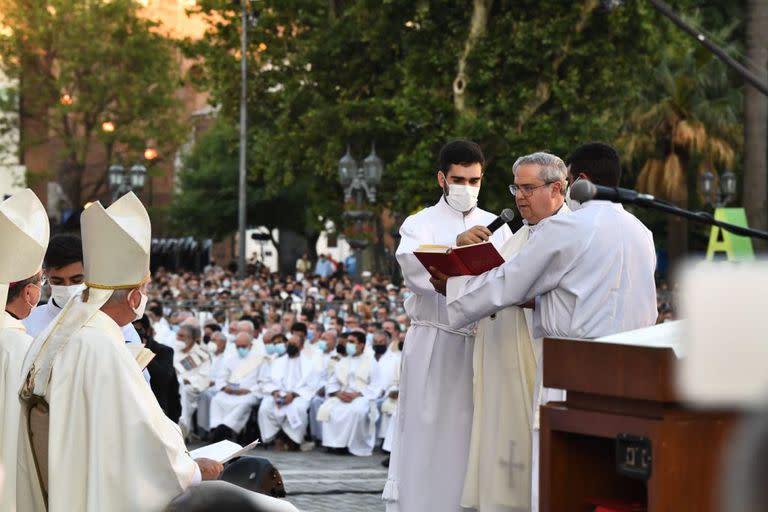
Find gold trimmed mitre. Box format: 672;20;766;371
81;192;151;289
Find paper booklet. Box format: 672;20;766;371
189;439;261;464
174;350;207;376
414;241;505;277
125;344;156;371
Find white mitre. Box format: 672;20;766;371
82;191;151;293
23;192;151;398
0;189;50;313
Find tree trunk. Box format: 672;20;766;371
453;0;493;113
666;152;690;273
744;0;768;251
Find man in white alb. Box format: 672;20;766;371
318;331;383;456
430;143;658;510
0;189;49;512
384;139;512;512
258;331;322;449
458;152;570;512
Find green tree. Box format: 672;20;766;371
619;22;743;264
170;118;310;254
184;0;663;220
0;0;184;207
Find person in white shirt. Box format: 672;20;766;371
384;139;512;512
147;301;175;347
209;332;269;440
318;331;383;456
258;332;322;450
0;189;49;512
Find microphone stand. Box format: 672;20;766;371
629;196;768;241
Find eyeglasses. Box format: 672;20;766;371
508;181;557;196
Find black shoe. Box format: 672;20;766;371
381;456;390;467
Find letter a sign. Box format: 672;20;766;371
706;208;755;261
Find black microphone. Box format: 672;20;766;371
486;208;515;233
570;180;656;204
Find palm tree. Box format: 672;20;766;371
620;25;742;267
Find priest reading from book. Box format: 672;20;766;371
384;139;512;512
0;189;49;512
431;143;657;336
16;192;225;512
458;152;570;512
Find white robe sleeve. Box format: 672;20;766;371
325;366;342;396
396;215;439;296
294;363;321;401
362;360;383;400
445;217;589;328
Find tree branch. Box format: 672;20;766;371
514;0;599;132
453;0;494;113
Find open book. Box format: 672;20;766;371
189;439;261;463
125;344;156;371
414;241;505;277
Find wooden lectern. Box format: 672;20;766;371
539;337;738;512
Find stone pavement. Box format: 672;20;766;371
209;443;388;512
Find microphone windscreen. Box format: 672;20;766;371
570;180;597;203
499;208;515;223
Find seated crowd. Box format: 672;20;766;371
135;263;409;458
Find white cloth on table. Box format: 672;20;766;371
384;197;512;512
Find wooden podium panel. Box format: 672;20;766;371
539;338;738;512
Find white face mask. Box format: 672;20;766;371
50;284;86;309
565;177;583;211
442;175;480;213
130;290;148;321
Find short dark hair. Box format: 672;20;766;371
334;317;345;327
438;139;485;175
290;322;307;334
149;304;164;318
7;274;41;303
347;331;366;345
565;142;621;187
44;234;83;270
133;314;151;331
272;333;287;343
206;323;222;332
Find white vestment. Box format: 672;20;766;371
446;201;658;338
377;346;401;440
384;197;512;512
462;206;570;512
0;312;32;512
16;310;199;512
319;351;383;456
209;352;269;433
257;353;321;444
24;300;151;382
175;344;213;432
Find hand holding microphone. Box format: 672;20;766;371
456;208;515;246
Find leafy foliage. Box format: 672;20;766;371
0;0;184;206
177;0;740;246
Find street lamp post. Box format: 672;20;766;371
338;144;384;277
108;163;147;203
701;169;737;208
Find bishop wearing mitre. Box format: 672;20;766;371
16;193;220;512
0;190;49;512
